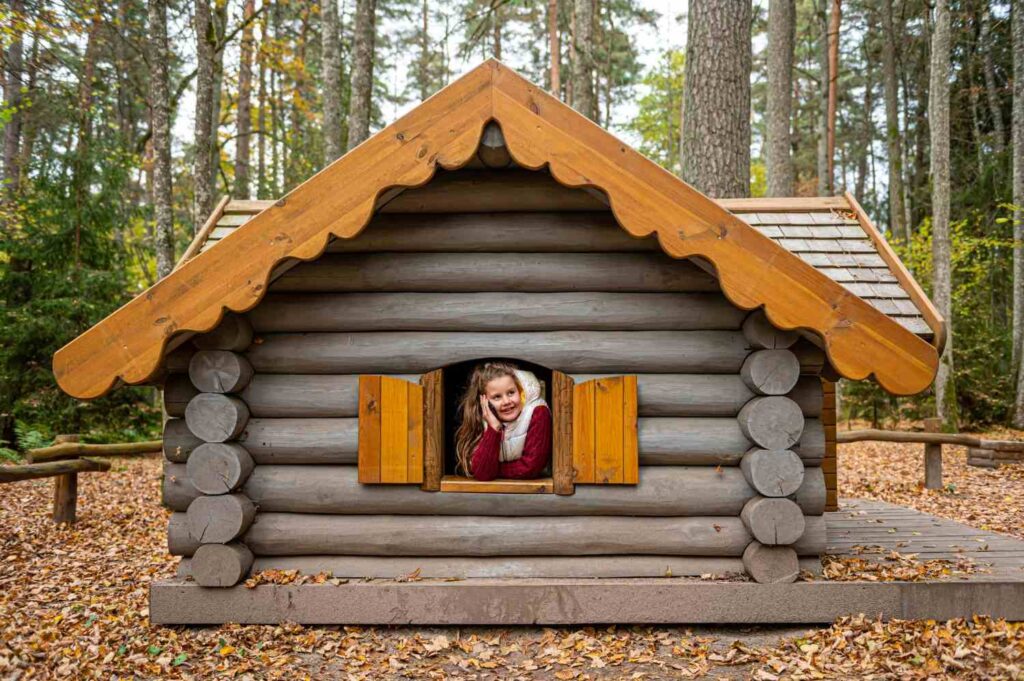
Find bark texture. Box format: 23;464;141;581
2;0;24;196
881;0;907;241
981;6;1006;154
570;0;594;118
765;0;795;196
549;0;561;96
233;0;255;195
930;0;956;428
681;0;751;197
346;0;377;151
149;0;175;277
1014;0;1024;426
322;0;344;163
193;0;216;231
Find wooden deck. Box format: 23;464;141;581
151;499;1024;625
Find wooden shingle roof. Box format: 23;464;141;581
53;60;941;399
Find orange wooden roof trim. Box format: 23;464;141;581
53;60;938;399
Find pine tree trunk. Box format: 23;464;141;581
549;0;561;96
929;0;956;429
233;0;255;195
417;0;430;100
193;0;216;230
1012;0;1024;427
825;0;841;193
346;0;377;151
2;0;24;197
322;0;344;164
257;23;267;198
570;0;594;119
981;5;1006;155
765;0;795;196
815;0;829;196
149;0;175;278
681;0;751;198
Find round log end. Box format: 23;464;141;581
740;349;801;395
738;396;805;450
189;350;254;394
741;496;806;545
186;493;256;544
186;443;255;495
185;393;250;443
191;543;254;587
742;310;799;350
740;449;805;497
168;513;199;557
742;541;799;584
192;313;254;351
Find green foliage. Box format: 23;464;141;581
625;49;684;173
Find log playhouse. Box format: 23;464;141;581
53;61;946;624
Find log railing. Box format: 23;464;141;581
0;435;162;524
838;418;1024;489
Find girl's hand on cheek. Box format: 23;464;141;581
480;395;502;430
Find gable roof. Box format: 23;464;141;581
52;59;941;399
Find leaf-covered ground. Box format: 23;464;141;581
0;447;1021;679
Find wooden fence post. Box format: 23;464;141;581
923;418;943;490
51;434;81;524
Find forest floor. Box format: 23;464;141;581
0;436;1022;679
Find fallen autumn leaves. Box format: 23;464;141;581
0;442;1021;679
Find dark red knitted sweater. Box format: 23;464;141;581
469;406;552;481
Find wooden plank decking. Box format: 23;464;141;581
151;498;1024;625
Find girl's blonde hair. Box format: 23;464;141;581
454;361;523;476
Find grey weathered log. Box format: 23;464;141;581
244;515;753;557
168;513;200;556
163;462;200;510
247;331;751;375
573;374;755;417
794;466;826;515
742;541;799;584
477;122;511;168
164;374;198;417
270;253;719;293
740;449;804;497
192;312;253;351
740;349;800;395
0;458;110;483
188;350;254;393
191;543;254;587
52;472;78;525
185;394;249;443
238;418;358;464
794;419;825;465
740;496;806;545
325;212;659;253
248;292;746;333
638;418;751;465
788;376;823;416
790;339;826;376
163;463;828;516
163;418;203;463
186;443;255;495
737;396;805;450
741;310;799;349
792;515;827;555
186;494;256;544
241;374;418;418
165;345;195;372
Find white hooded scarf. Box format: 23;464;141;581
498;369;549;462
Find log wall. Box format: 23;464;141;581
163;201;829;586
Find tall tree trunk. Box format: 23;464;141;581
193;0;216;230
930;0;955;429
416;0;430;100
15;21;37;191
346;0;377;151
548;0;560;96
765;0;795;196
681;0;751;198
969;35;986;177
257;19;267;198
825;0;841;193
1013;0;1024;426
72;12;102;267
149;0;175;278
234;0;255;195
492;4;502;60
3;0;25;197
815;0;829;196
322;0;344;164
981;4;1006;155
570;0;594;119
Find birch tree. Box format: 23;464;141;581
766;0;795;196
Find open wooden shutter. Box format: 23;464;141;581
358;375;424;484
572;376;638;484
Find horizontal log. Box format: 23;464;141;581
738;397;805;450
187;494;256;544
165;346;195;373
740;449;805;497
837;429;1024;452
792;515;827;555
788;377;823;416
192;312;253;351
185;394;249;443
741;310;799;350
164;374;197;417
248;292;745;333
163;418;202;463
191;543;253;587
163;462;827;517
0;457;110;483
325;212;660;253
794;420;825;465
189;351;253;393
26;441;162;463
742;542;798;584
168;513;199;556
740;350;800;396
740;497;805;545
241;374;419;417
269;253;720;293
243;514;753;557
186;443;254;495
638;418;750;465
246;331;751;375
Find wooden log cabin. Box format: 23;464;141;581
53;61;942;620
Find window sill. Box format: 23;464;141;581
439;476;554;494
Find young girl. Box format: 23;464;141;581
454;362;552;481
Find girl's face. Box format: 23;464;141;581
484;375;522;422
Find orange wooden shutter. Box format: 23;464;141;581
358;375;424;484
572;376;638;484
